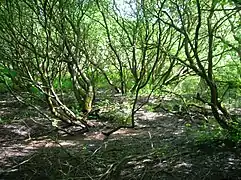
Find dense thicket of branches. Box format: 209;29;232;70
0;0;240;133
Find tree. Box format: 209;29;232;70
0;0;240;134
0;0;99;129
155;0;241;132
95;0;188;127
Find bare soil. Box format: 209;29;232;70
0;93;241;180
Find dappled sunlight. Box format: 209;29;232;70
1;92;241;180
0;99;18;105
111;128;144;137
172;128;185;135
136;110;167;121
174;162;192;168
84;132;106;141
0;108;18;118
3;124;30;137
0;137;78;166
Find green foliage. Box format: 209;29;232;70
97;97;132;125
0;83;8;93
0;117;12;124
1;1;241;179
187;118;241;145
0;0;240;132
175;77;200;95
186;120;227;145
197;125;225;142
0;65;17;78
53;77;73;92
227;118;241;142
145;104;155;112
70;103;83;117
228;131;241;142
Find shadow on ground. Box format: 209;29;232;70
1;94;241;180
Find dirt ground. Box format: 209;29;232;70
1;93;241;180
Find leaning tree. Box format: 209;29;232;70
153;0;241;132
0;0;100;129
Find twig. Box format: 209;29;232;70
148;131;154;149
1;154;37;174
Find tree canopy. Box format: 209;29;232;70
1;0;241;179
0;0;240;142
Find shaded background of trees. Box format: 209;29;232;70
0;0;240;134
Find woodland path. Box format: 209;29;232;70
1;93;241;180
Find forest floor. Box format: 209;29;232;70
0;93;241;180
